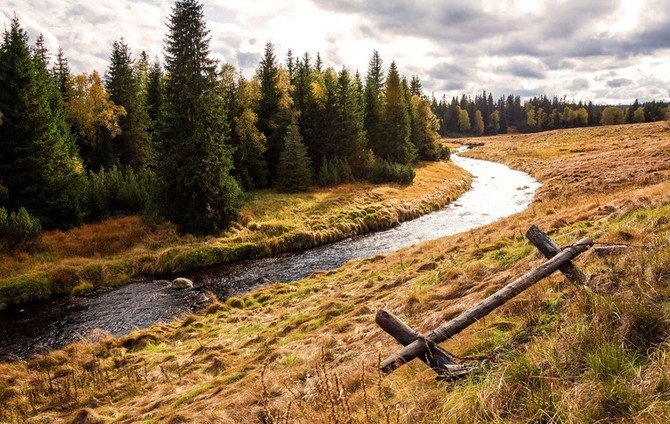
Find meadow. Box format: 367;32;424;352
1;122;670;423
0;161;469;308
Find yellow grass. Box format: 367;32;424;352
2;122;670;422
0;161;470;306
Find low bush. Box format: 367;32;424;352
86;165;156;221
317;156;355;187
368;159;415;185
0;207;42;250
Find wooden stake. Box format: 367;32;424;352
380;237;592;374
525;225;587;284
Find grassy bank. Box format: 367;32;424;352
0;161;470;308
2;122;670;423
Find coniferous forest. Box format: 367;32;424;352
0;0;667;239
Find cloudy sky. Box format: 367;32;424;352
2;0;669;104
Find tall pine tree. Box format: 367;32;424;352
381;62;415;164
335;67;370;177
256;42;293;184
51;47;70;100
275;119;312;193
364;50;385;158
105;39;152;171
145;59;163;137
157;0;241;235
0;18;86;229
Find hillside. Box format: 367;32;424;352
1;122;670;423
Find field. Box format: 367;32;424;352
1;122;670;423
0;161;470;307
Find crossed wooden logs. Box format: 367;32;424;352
376;225;592;378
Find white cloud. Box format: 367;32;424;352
1;0;669;104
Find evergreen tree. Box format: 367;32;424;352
105;39;153;171
0;18;86;229
275;120;312;192
381;62;415;164
256;42;293;183
157;0;241;235
145;59;163;135
285;49;295;82
334;68;371;177
410;94;442;160
364;50;385;159
51;47;70;99
409;75;422;97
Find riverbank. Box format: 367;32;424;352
0;160;470;308
2;122;670;423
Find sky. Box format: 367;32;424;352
2;0;670;104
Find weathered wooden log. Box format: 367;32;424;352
381;237;593;374
376;309;456;369
594;245;631;256
525;225;587;284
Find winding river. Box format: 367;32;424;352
0;152;540;359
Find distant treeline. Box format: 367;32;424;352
431;93;669;136
0;0;446;237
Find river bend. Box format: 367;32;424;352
0;153;540;359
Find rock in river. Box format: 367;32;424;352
171;277;194;290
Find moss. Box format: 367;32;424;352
173;382;213;406
71;281;94;296
0;273;51;305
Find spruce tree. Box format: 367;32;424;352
335;68;370;177
0;18;86;229
364;50;385;158
256;42;292;183
381;62;415;164
411;94;442;161
157;0;241;235
145;59;163;135
51;48;70;99
105;39;152;171
276;121;312;193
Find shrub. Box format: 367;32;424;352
317;156;355;187
275;124;312;193
440;145;451;161
86;165;156;221
0;207;42;250
368;159;415;185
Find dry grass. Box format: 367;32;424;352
0;161;470;307
2;122;670;422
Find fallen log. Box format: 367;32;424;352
594;245;631;256
380;237;593;374
525;225;587;284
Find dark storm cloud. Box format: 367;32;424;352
506;61;545;79
566;78;590;91
431;62;467;79
539;0;613;39
316;0;670;68
607;78;633;88
312;0;512;43
624;22;670;53
440;80;465;91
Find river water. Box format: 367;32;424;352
0;153;540;359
